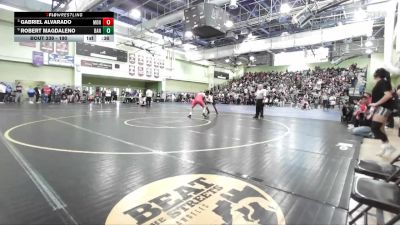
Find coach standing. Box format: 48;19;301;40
254;84;267;119
15;82;23;103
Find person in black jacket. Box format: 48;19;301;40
369;68;396;158
34;87;40;103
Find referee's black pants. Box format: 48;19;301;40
146;97;152;106
255;99;264;118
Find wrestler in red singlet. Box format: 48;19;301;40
188;91;209;119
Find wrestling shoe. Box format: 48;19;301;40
187;115;191;119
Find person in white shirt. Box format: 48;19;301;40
0;82;6;103
329;95;336;109
254;84;267;119
145;89;153;107
105;88;112;104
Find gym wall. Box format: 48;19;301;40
82;76;147;90
0;18;75;86
0;60;74;85
165;80;208;92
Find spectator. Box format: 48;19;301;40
146;89;153;107
4;84;12;103
27;87;35;104
34;86;40;103
370;68;396;158
0;82;6;103
105;88;112;104
65;86;74;103
15;82;23;103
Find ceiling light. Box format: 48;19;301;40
229;0;238;9
225;58;230;63
365;40;373;47
280;3;291;14
354;9;367;21
0;4;25;11
130;8;141;20
281;32;289;37
225;20;233;28
365;49;373;54
249;55;255;61
184;30;193;38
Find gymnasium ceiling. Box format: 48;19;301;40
1;0;389;64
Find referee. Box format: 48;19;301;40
254;84;267;119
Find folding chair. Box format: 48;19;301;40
349;171;400;225
354;155;400;181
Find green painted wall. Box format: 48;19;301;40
366;53;384;91
366;53;400;91
390;52;400;89
145;81;162;91
0;60;74;85
172;59;209;83
0;20;75;63
82;76;147;89
165;79;208;92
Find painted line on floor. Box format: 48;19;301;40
4;113;290;155
0;129;79;225
188;130;203;134
124;117;211;129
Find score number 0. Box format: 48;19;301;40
102;18;114;26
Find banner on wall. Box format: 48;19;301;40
19;42;36;48
214;71;229;80
138;66;144;76
81;60;112;70
55;42;69;56
146;68;152;77
159;58;164;69
48;54;74;67
129;65;135;76
32;51;44;66
154;68;159;78
40;42;54;53
154;58;159;68
129;53;136;64
137;54;144;65
146;56;152;67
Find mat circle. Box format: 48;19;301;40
124;116;211;129
4;113;290;155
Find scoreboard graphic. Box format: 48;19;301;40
14;12;114;42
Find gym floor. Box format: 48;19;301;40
0;103;361;225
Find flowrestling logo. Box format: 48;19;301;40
106;174;286;225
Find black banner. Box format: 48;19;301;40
14;26;112;35
76;43;127;62
214;71;229;80
14;12;114;18
14;18;107;26
81;60;112;70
